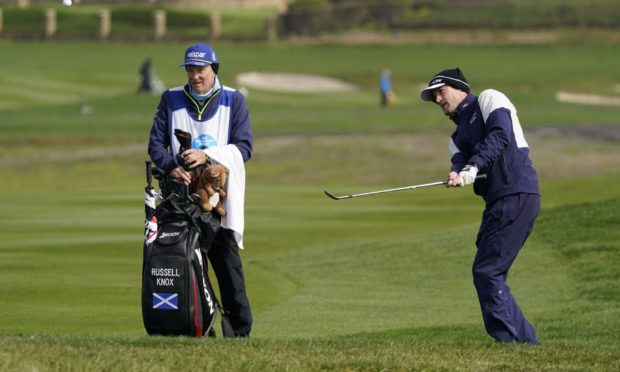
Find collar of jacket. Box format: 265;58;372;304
189;76;222;101
451;93;477;125
183;84;221;121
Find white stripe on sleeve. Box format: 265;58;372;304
448;138;460;159
478;89;529;148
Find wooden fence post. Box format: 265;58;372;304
265;15;277;42
0;8;3;35
209;12;221;40
44;8;56;39
99;8;111;41
153;9;166;41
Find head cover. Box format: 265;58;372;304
420;68;470;102
179;43;219;74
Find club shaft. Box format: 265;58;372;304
145;160;152;188
325;174;486;200
346;181;446;198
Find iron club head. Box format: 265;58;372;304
324;190;350;200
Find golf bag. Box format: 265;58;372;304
141;193;220;337
142;157;234;337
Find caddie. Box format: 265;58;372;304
420;68;540;344
148;43;253;337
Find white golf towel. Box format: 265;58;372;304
203;145;246;248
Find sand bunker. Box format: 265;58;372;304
556;91;620;107
236;72;357;93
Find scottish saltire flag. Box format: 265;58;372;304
153;293;178;310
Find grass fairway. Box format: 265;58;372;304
0;41;619;370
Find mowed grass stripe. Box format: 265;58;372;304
0;76;127;110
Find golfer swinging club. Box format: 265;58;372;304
420;68;540;344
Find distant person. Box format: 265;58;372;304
420;68;540;344
138;58;154;94
148;43;254;337
380;69;396;107
80;95;93;115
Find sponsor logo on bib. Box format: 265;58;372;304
193;134;217;150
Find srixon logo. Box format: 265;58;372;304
158;230;184;245
196;249;215;315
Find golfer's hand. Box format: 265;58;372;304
446;171;461;188
169;166;191;185
182;149;209;169
458;165;478;186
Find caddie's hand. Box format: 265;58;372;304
446;171;461;188
458;164;479;186
182;149;209;169
169;166;191;185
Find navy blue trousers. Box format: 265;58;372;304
207;228;253;337
473;193;539;344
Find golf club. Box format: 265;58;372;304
324;174;486;200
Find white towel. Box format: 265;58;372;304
203;145;246;248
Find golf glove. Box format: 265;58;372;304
458;164;478;186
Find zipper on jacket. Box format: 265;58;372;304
500;151;509;183
184;89;221;121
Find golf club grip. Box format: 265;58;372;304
145;160;152;187
440;173;485;186
441;174;485;185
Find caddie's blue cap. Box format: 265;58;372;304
179;43;219;73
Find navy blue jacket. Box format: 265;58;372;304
148;84;253;174
449;90;539;204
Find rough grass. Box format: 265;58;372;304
1;333;619;371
